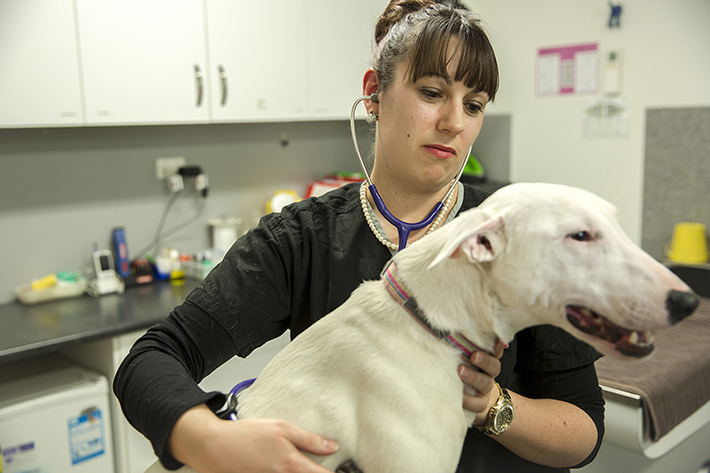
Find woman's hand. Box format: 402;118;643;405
169;404;339;473
457;339;504;425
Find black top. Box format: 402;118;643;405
114;182;604;472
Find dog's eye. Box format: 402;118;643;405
569;231;593;242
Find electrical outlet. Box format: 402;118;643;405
156;157;186;180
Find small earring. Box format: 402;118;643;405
366;111;379;124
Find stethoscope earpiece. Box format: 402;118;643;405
369;92;379;103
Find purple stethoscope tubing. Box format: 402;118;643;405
369;185;443;249
349;94;471;251
230;378;256;396
218;378;257;421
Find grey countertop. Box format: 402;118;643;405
0;279;199;365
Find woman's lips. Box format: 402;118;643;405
424;145;456;159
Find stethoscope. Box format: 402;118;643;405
349;93;471;251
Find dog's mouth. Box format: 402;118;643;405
565;305;654;358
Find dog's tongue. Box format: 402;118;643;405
565;305;654;357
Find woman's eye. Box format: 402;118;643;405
568;231;592;242
465;102;483;115
420;88;441;99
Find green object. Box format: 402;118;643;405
463;153;485;178
57;271;84;283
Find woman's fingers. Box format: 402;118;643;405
283;421;340;456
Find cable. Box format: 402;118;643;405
154;196;207;251
133;190;184;259
133;165;210;260
134;192;208;260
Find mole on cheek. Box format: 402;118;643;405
407;134;410;138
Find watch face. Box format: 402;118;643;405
493;405;514;431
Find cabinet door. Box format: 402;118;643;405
0;0;84;127
206;0;309;122
76;0;209;125
306;0;388;120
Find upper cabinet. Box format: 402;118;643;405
0;0;84;128
1;0;388;128
206;0;309;122
76;0;210;125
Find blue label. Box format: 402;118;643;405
67;409;105;465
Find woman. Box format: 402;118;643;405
114;2;604;472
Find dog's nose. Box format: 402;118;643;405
666;290;700;324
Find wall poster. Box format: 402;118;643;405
537;43;598;96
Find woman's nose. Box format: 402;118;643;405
437;101;465;136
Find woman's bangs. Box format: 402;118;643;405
405;20;499;102
454;30;499;101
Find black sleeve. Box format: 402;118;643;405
113;220;295;469
113;302;234;469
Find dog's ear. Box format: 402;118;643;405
428;214;506;269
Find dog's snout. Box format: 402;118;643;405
666;290;700;324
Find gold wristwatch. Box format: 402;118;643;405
476;382;514;436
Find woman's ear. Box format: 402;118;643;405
362;68;379;114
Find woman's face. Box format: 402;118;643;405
373;51;489;194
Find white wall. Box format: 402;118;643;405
467;0;710;243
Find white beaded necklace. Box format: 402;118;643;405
360;181;455;251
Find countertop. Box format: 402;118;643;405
0;279;199;365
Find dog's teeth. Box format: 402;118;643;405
639;331;654;346
629;331;639;345
628;331;654;347
580;307;604;324
645;332;655;345
580;308;595;318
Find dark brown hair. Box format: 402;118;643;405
372;0;499;102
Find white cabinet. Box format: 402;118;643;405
76;0;210;125
205;0;309;122
0;0;389;128
306;0;388;120
0;0;84;127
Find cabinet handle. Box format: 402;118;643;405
219;65;228;106
194;65;203;107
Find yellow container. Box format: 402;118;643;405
666;222;709;264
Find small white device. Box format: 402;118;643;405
86;249;125;297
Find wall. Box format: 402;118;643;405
466;0;710;243
643;107;710;260
0;122;362;304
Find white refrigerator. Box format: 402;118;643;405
0;355;114;473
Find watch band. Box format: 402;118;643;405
476;382;514;436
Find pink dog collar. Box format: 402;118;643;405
382;260;490;358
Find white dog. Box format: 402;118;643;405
148;183;698;473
